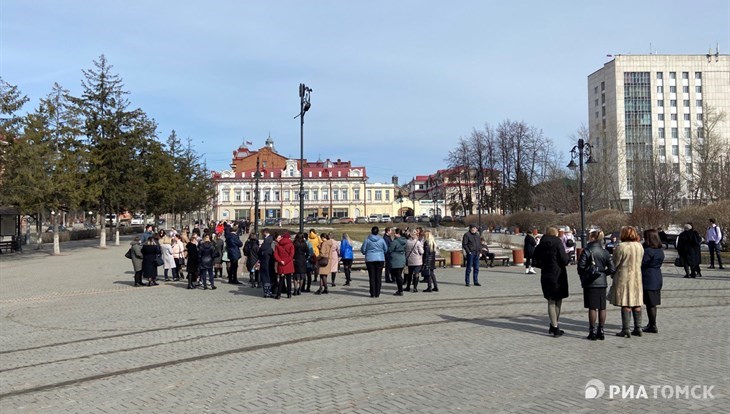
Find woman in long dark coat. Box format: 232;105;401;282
243;233;260;288
293;233;309;296
677;223;703;278
141;237;161;286
533;226;570;337
524;229;538;274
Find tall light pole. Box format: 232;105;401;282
297;83;312;234
567;138;596;249
253;156;261;235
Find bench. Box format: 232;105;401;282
0;240;15;253
468;255;510;267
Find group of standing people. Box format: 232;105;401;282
533;225;669;340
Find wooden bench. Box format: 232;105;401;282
0;240;15;253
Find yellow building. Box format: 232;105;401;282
212;139;398;221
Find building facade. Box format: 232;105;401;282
211;139;398;221
588;53;730;212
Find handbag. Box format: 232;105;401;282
317;255;329;267
155;254;164;266
125;248;132;259
674;257;683;267
578;250;602;288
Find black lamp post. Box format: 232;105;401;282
567;138;596;248
253;156;262;236
297;83;312;234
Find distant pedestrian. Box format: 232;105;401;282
198;234;218;290
641;229;664;334
524;229;538;274
274;232;295;299
129;236;144;287
243;233;260;288
293;232;309;295
462;225;481;286
225;226;244;285
389;228;407;296
421;230;439;292
328;232;340;287
705;218;724;270
316;233;334;295
340;233;354;286
383;227;393;283
677;223;703;278
213;232;225;278
404;231;424;292
259;229;275;298
141;237;161;286
160;236;175;282
186;237;200;289
534;227;570;337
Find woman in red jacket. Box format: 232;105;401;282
274;232;295;299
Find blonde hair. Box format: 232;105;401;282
162;236;172;245
588;230;604;242
545;227;559;237
423;230;437;252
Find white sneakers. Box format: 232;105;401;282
525;267;536;274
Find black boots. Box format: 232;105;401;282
330;274;336;287
631;309;643;337
616;309;632;337
596;326;605;340
587;326;597;341
548;325;564;337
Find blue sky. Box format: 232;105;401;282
2;1;728;183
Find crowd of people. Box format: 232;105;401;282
126;222;443;299
531;218;723;340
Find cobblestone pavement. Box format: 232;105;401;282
0;238;728;413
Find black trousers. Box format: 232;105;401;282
366;261;384;297
342;258;353;282
229;259;239;282
391;267;404;293
134;270;143;285
384;259;392;282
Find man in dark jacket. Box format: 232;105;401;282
677;223;703;278
462;225;482;286
383;227;393;283
524;229;538;274
225;226;244;284
259;229;275;297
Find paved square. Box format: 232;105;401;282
0;237;728;413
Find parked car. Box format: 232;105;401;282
417;215;429;223
405;216;416;223
442;216;453;223
355;217;369;224
368;214;379;223
130;215;145;226
316;217;328;224
264;218;277;226
392;216;403;223
279;218;290;225
339;217;354;224
381;214;391;223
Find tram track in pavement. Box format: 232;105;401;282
0;294;727;400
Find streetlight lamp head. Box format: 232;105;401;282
586;155;597;164
303;102;311;113
567;159;578;170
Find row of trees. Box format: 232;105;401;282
0;55;214;253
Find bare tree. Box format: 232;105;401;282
689;103;728;203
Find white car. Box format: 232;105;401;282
381;214;391;223
369;214;379;223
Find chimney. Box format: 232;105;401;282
392;175;399;186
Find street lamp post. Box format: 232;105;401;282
253;156;261;235
297;83;312;234
567;138;596;249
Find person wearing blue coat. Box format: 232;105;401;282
340;233;354;286
641;229;665;334
361;226;388;298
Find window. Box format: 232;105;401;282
657;100;664;107
696;100;702;107
367;190;372;201
601;94;605;104
673;163;680;174
671;113;677;121
595;98;599;106
333;189;339;201
659;145;666;154
234;190;241;202
312;189;318;201
602;107;606;116
245;191;251;201
657;72;663;80
656;86;663;93
670;85;676;93
262;161;267;168
289;168;294;177
682;72;689;79
375;190;382;201
684;128;691;139
670;100;677;107
284;190;290;201
695;72;702;80
669;72;676;79
341;189;348;201
221;190;230;202
697;113;703;121
695;86;702;93
658;128;665;138
684;114;690;121
683;86;689;93
594;86;598;94
322;189;328;201
685;145;691;156
672;145;679;156
354;188;360;201
686;163;693;174
385;190;390;201
671;128;678;139
595;111;599;119
683;100;689;107
274;191;280;201
658;114;664;121
601;81;605;91
627;175;633;192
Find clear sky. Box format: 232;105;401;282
2;0;728;184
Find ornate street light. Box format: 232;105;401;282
567;138;597;248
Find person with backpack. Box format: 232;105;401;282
705;218;724;270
